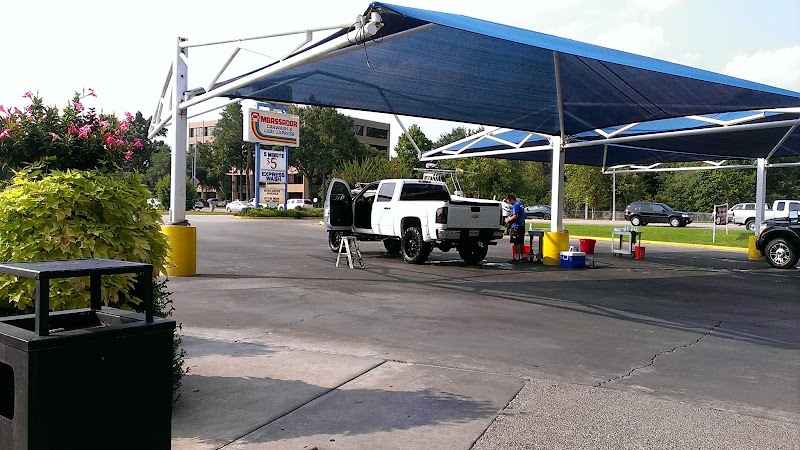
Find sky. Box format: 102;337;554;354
3;0;799;152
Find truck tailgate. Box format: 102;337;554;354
447;200;501;229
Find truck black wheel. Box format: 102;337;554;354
745;219;756;231
669;217;681;227
458;240;489;265
630;216;642;226
401;227;431;264
328;231;344;252
765;238;799;269
383;239;401;254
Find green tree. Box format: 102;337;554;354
766;163;800;202
433;126;482;148
155;176;199;210
613;172;650;209
144;146;173;190
333;157;407;187
564;165;611;216
432;126;547;201
289;105;380;194
210;104;256;200
393;124;432;176
453;158;531;200
122;111;171;176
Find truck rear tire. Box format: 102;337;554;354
401;227;431;264
458;241;489;265
765;238;799;269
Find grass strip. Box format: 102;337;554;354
561;224;751;248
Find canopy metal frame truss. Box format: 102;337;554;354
421;111;800;231
148;15;385;224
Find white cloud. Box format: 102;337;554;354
669;52;702;67
724;45;800;92
592;23;668;56
627;0;684;14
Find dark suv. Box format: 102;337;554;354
623;202;693;227
755;212;800;269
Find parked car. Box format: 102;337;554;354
756;210;800;269
248;198;280;208
623;201;693;227
146;198;161;208
193;200;205;210
731;200;799;231
279;199;314;210
206;198;225;207
524;205;551;220
225;200;252;213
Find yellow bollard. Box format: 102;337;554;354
747;235;764;261
161;224;197;276
542;231;570;266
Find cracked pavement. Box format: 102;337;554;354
598;320;725;387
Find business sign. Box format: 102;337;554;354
259;149;286;184
714;204;728;221
243;108;300;147
261;170;286;183
260;187;283;204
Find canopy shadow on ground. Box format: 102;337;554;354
275;251;799;352
172;373;497;446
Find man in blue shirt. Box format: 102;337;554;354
505;195;526;262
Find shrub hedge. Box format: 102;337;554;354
237;207;323;219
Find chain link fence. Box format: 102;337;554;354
562;210;715;223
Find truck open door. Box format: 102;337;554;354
324;178;353;251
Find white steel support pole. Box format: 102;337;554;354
169;38;189;224
754;158;767;235
612;172;617;221
550;51;566;233
550;135;565;232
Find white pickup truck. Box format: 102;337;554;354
324;178;505;264
731;200;800;231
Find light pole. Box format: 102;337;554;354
192;144;197;190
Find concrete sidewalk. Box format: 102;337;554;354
172;334;797;449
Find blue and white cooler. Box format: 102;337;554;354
560;250;586;268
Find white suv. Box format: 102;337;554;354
280;199;314;210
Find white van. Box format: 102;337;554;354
280;199;314;210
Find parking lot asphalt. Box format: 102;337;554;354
169;215;799;449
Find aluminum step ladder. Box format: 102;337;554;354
336;236;364;269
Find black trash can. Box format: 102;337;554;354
0;259;175;450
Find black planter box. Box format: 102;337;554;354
0;259;175;450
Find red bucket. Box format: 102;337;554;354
512;244;532;259
634;246;646;260
579;239;596;254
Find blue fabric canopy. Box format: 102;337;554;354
428;112;800;166
211;2;800;163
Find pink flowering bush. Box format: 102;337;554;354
0;90;140;179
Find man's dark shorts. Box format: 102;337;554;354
509;226;524;244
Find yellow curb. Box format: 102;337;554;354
570;235;748;253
